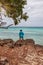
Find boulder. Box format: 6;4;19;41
35;44;43;51
15;39;35;46
3;39;14;44
1;39;15;48
0;40;5;46
7;42;15;48
24;39;35;45
15;40;25;46
0;56;9;65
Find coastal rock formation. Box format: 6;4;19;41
0;39;43;65
15;39;35;46
0;39;15;48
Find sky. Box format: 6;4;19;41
0;0;43;27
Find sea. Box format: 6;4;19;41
0;27;43;45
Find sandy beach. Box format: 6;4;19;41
0;39;43;65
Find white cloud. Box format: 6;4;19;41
0;0;43;27
25;0;43;27
17;0;43;27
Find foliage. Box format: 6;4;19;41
0;0;28;25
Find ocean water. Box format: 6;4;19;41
0;27;43;45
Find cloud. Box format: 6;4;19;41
1;0;43;27
17;0;43;27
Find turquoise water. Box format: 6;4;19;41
0;27;43;45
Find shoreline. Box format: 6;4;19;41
0;39;43;47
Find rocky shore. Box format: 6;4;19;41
0;39;43;65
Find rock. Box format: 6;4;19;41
3;39;15;48
35;44;43;51
24;39;35;45
0;39;43;65
15;40;25;46
35;44;43;59
15;39;35;46
0;40;5;46
3;39;14;44
0;39;15;48
7;42;15;48
0;57;9;65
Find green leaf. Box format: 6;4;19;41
0;0;28;25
